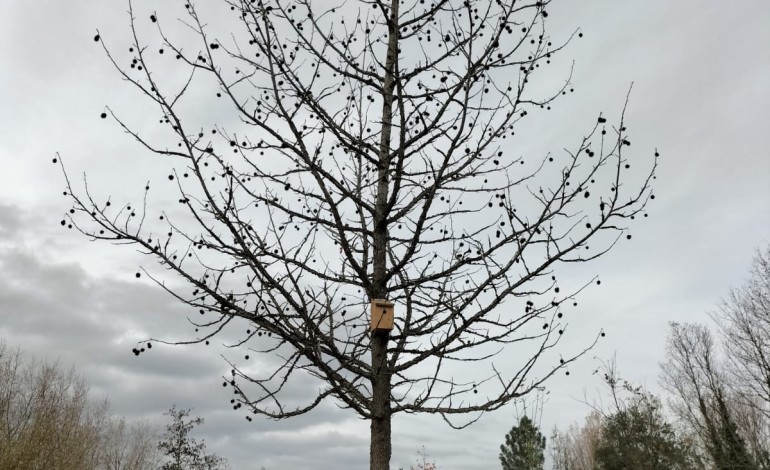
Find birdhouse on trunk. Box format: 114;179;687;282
370;299;394;333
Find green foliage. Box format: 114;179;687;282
594;387;699;470
702;391;756;470
158;406;228;470
499;415;546;470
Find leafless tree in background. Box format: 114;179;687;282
661;248;770;469
661;323;760;469
402;446;439;470
728;395;770;469
100;416;163;470
551;249;770;470
0;340;107;469
59;0;657;467
0;340;161;470
550;412;601;470
714;247;770;418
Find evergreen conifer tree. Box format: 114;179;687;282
499;416;546;470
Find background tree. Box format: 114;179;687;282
401;446;439;470
0;339;106;469
593;370;699;470
499;415;546;470
158;406;228;470
713;246;770;418
0;339;161;470
550;364;700;470
100;416;163;470
707;247;770;468
727;396;770;469
661;322;758;470
550;413;601;470
59;0;657;468
550;250;770;470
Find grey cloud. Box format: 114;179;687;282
0;204;21;238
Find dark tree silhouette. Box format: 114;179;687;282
714;246;770;416
499;415;546;470
594;370;700;470
58;0;657;468
661;323;757;470
158;406;228;470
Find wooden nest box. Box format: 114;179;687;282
370;299;394;333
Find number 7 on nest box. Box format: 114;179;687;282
370;299;394;333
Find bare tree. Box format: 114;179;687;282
713;246;770;418
99;416;163;470
0;340;109;469
728;395;770;469
661;322;757;470
0;340;169;470
58;0;657;467
549;412;601;470
400;446;439;470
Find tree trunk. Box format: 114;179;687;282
370;333;392;470
371;1;399;468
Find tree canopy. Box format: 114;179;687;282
59;1;657;467
499;415;546;470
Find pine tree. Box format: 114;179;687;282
499;416;546;470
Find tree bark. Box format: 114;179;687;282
370;1;399;468
370;334;392;470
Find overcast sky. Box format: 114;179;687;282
1;1;769;469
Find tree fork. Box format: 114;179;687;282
371;0;399;468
